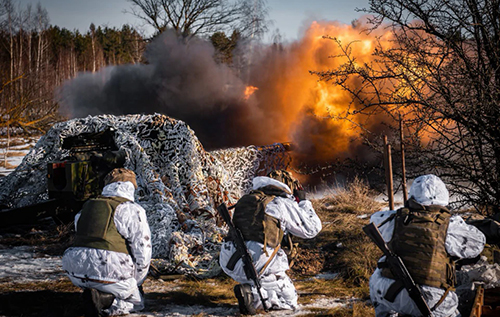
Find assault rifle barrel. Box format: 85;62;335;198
217;203;269;311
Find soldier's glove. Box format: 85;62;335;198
294;189;307;202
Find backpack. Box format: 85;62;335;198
232;185;287;251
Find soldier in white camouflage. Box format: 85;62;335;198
62;168;152;317
219;170;322;314
369;174;486;317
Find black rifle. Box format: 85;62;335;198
363;222;433;317
217;203;269;311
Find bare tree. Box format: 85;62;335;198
237;0;269;39
313;0;500;213
34;2;48;75
127;0;268;38
0;1;55;135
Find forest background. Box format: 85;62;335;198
0;2;141;133
0;0;267;134
2;0;500;216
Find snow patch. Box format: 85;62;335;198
0;245;359;316
0;245;65;282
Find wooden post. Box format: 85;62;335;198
384;135;395;210
400;118;408;202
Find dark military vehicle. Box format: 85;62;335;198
0;128;125;227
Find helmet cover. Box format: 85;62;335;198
409;174;449;206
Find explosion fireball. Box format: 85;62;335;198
60;19;393;166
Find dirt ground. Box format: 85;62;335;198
0;249;362;317
0;203;372;317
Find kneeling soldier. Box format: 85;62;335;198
62;168;152;316
220;170;322;314
369;174;486;317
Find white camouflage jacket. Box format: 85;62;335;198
220;176;322;281
62;181;152;284
369;209;485;317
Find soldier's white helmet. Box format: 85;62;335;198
409;174;449;206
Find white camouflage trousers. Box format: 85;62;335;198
220;240;298;310
68;276;144;315
251;272;298;310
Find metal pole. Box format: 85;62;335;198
400;118;408;202
384;135;395;210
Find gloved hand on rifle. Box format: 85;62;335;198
292;179;306;202
293;189;306;201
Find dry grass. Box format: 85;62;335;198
0;279;79;293
0;161;17;169
288;178;385;304
0;138;34;148
144;276;237;310
0;222;74;255
4;151;28;157
313;177;385;216
300;301;375;317
295;278;365;299
0;279;83;317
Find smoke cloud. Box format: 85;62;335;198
59;21;390;164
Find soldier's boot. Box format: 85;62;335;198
234;283;256;315
82;288;115;317
99;291;115;311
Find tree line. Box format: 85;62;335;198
0;0;147;135
0;0;266;136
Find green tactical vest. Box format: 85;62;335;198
232;185;289;249
381;198;455;290
73;196;131;254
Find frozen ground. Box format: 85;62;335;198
0;137;358;316
0;136;39;176
0;244;354;317
0;245;66;282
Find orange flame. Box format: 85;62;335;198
245;20;394;162
244;85;259;100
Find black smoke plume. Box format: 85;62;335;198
59;24;384;168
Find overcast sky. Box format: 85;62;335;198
17;0;370;41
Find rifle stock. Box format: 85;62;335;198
363;222;434;317
217;203;269;311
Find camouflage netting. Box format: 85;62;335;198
0;114;291;277
458;256;500;289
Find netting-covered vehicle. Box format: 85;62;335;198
0;114;291;277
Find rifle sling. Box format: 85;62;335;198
384;279;405;302
377;213;396;229
226;242;281;276
227;249;243;271
377;261;389;269
379;260;426;304
378;261;451;309
431;285;453;311
258;243;281;276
